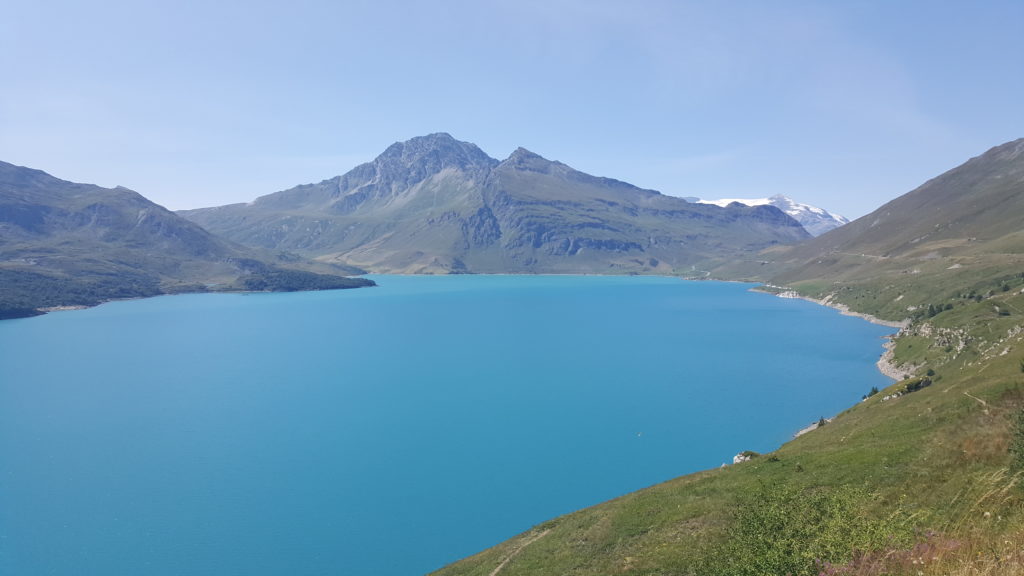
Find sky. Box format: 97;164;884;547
1;1;1021;219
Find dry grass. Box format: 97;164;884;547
834;532;1024;576
817;469;1024;576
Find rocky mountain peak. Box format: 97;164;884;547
500;147;559;174
375;133;497;176
182;134;814;274
506;147;540;160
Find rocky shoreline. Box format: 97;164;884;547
876;337;916;382
790;292;913;382
771;289;909;330
755;286;913;383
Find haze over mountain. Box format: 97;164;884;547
696;194;849;236
181;134;810;274
0;161;372;319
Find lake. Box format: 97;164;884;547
0;275;894;575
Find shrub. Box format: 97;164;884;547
903;378;932;394
701;484;912;576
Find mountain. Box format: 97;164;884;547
755;138;1024;319
697;194;849;236
0;161;373;319
181;134;810;274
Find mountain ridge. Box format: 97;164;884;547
751;137;1024;321
0;161;373;318
181;134;810;274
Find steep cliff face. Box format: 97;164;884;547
182;134;809;273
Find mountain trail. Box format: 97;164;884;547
488;529;551;576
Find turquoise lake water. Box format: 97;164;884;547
0;275;894;575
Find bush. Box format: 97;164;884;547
903;378;932;394
700;484;912;576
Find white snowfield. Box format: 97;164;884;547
696;194;849;237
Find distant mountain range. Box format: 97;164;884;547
694;195;849;236
12;134;1019;323
181;133;810;274
0;161;372;319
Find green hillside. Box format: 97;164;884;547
719;138;1024;321
433;140;1024;576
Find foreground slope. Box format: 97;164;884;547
433;140;1024;576
0;161;373;319
181;134;809;274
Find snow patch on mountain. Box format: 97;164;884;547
696;194;848;236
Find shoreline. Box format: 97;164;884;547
772;289;912;441
875;338;913;381
794;417;833;438
37;305;91;313
15;274;915;385
753;286;911;384
762;288;909;329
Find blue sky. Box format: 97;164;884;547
2;0;1021;218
